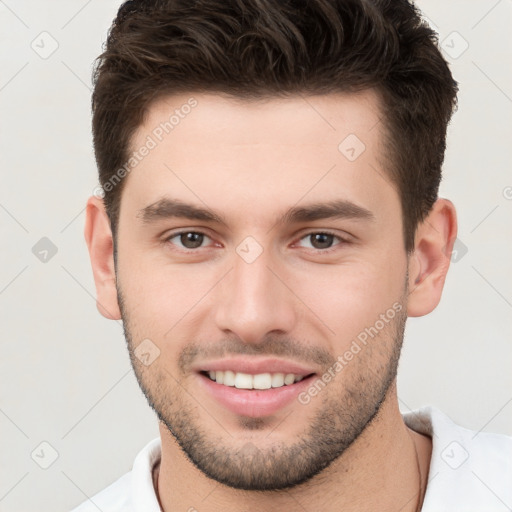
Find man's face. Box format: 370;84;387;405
115;91;410;489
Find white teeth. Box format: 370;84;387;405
234;372;253;389
206;370;306;389
271;373;285;387
253;373;272;390
223;370;236;386
284;373;295;385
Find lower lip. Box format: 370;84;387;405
198;373;315;418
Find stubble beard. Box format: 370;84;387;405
117;283;407;491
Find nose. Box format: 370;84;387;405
214;248;298;344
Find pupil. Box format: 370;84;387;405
311;233;333;249
181;232;203;248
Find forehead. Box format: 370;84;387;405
121;90;396;225
139;89;383;146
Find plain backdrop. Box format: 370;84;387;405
0;1;511;511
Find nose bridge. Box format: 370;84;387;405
214;246;296;342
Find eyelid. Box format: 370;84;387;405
163;229;217;249
161;228;352;252
293;230;351;250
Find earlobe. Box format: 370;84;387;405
84;196;122;320
406;199;458;318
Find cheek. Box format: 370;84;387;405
118;256;218;336
293;258;406;344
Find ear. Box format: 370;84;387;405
407;198;458;317
84;196;122;320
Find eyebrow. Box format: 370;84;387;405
137;197;375;226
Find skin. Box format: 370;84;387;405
84;90;457;511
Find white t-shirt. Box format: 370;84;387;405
70;406;512;512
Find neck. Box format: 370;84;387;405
155;383;431;512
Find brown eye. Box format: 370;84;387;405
309;233;334;249
297;232;343;250
167;231;210;249
180;232;204;248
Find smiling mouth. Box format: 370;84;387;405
200;370;315;390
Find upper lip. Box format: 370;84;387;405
193;357;318;377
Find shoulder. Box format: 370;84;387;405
403;406;512;512
69;472;132;512
69;437;162;512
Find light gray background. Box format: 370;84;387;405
0;1;511;511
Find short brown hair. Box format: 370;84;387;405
92;0;458;252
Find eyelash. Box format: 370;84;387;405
294;230;349;252
163;230;350;253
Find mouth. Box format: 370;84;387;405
201;370;311;389
194;358;318;418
